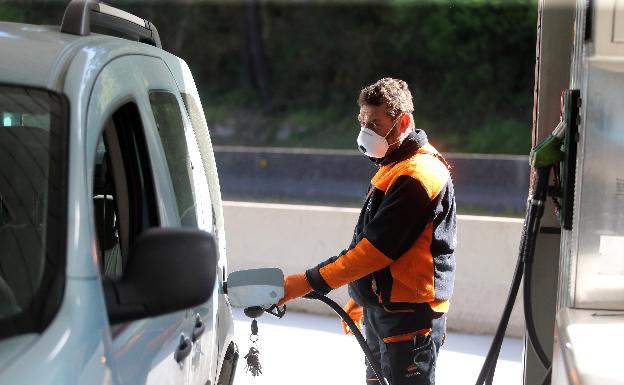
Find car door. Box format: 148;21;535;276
164;59;232;385
87;54;196;385
147;87;218;385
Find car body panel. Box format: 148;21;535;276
0;278;111;385
0;18;234;385
0;334;39;373
0;22;81;90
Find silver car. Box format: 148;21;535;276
0;2;238;384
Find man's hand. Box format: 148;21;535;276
278;273;312;306
341;298;363;335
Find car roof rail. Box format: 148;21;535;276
60;0;162;49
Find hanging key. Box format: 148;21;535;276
244;319;262;376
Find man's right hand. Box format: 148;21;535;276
341;298;363;335
277;273;312;307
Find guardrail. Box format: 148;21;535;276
214;146;530;214
224;201;525;337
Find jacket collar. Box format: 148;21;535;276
371;129;429;166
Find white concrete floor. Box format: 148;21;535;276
232;309;523;385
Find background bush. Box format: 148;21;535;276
0;0;537;154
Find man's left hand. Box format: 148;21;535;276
278;273;312;306
341;298;363;334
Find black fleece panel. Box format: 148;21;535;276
362;175;434;260
430;182;457;301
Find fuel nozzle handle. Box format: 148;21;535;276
243;304;287;319
524;167;551;266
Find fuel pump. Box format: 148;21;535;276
474;89;580;385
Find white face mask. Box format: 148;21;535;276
357;117;403;158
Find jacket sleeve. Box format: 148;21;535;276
305;175;436;294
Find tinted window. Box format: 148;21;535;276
0;85;67;339
93;103;159;281
180;93;217;232
149;91;197;227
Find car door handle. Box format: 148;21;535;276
192;315;205;343
174;335;192;363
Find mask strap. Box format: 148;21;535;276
387;137;402;147
383;116;400;138
385;114;408;146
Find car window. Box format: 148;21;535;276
180;93;218;233
149;91;200;227
0;85;67;340
93;102;158;281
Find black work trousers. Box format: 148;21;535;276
363;307;446;385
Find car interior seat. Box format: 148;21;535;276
92;135;123;280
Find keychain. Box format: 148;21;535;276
242;305;286;377
244;319;262;376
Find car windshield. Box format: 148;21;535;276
0;85;67;335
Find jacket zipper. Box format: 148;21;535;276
371;275;383;304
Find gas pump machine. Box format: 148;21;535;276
526;1;624;384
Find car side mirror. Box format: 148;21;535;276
226;268;284;308
103;228;218;324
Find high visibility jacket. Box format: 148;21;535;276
306;130;456;324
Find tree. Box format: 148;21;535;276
243;0;270;104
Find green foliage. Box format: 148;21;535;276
0;0;538;154
0;6;19;22
463;119;532;154
194;1;537;154
0;1;65;24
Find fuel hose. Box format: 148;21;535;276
304;291;390;385
475;166;552;385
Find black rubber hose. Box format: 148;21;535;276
304;292;390;385
540;365;552;385
474;249;525;385
522;168;552;370
483;207;532;385
484;351;498;385
476;167;551;384
523;265;552;369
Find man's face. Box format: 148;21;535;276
358;104;404;147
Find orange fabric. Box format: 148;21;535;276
370;162;399;192
371;145;449;198
319;238;393;289
278;273;312;306
429;300;450;313
389;224;435;304
382;329;431;343
341;298;363;335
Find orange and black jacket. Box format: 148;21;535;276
305;129;456;322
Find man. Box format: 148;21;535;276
278;77;456;385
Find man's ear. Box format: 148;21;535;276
398;114;410;133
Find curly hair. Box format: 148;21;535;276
357;77;414;119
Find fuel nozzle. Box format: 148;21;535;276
243;304;287;319
529;121;564;168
